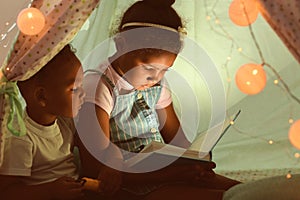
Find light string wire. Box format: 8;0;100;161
204;0;300;172
242;2;300;166
240;0;300;166
241;0;300;105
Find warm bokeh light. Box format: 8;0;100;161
229;0;259;26
17;7;45;36
286;173;292;179
235;63;267;95
289;119;300;150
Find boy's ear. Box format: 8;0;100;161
34;87;47;107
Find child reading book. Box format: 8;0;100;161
76;0;240;199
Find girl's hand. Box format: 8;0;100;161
50;176;84;199
164;161;216;182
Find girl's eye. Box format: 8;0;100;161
143;65;155;71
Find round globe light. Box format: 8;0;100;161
229;0;259;26
289;120;300;150
235;63;267;95
17;7;45;36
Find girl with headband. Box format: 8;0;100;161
76;0;240;199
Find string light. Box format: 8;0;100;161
286;173;292;179
17;7;45;36
228;0;259;26
294;153;300;159
235;63;267;95
268;140;274;145
204;0;300;174
0;1;32;48
288;120;300;150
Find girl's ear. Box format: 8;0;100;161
34;87;47;107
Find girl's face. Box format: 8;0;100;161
120;52;177;90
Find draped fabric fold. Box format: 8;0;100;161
0;76;26;137
0;0;100;166
257;0;300;64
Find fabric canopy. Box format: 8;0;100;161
257;0;300;64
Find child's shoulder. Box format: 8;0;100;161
57;117;76;134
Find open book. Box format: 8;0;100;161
189;109;241;153
125;110;241;170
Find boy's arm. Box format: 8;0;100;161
0;175;83;200
75;102;117;177
156;103;191;148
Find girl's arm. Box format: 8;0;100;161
76;103;216;188
156;103;191;148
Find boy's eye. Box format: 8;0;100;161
71;83;83;93
71;88;78;92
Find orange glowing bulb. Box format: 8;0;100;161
229;0;259;26
235;63;267;95
289;120;300;150
17;8;45;36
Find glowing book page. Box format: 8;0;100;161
188;110;241;155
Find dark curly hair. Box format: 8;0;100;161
116;0;184;56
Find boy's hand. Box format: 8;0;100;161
50;176;84;199
97;165;122;195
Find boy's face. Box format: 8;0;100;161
121;52;177;90
44;56;85;118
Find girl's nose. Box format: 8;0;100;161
148;70;163;82
147;76;154;81
79;87;86;99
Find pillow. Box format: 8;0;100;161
223;174;300;200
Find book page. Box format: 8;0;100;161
140;141;209;160
188;110;241;153
125;111;241;168
125;141;211;168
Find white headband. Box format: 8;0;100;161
121;22;187;35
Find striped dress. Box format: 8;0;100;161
85;68;167;195
105;74;167;194
109;81;165;157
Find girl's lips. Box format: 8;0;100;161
136;83;154;90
